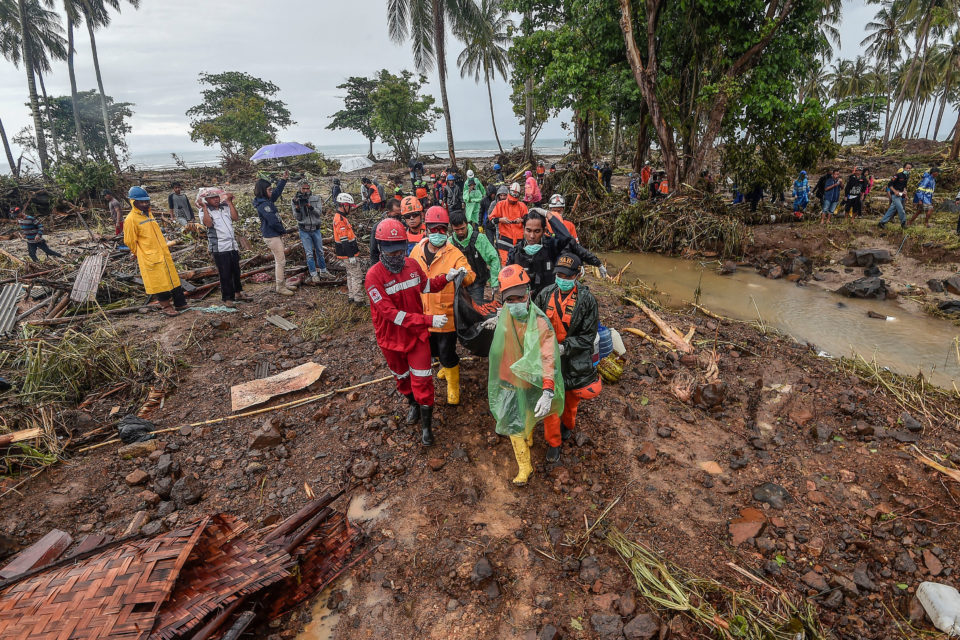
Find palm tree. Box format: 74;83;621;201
815;0;843;62
388;0;478;169
826;59;853;141
455;0;512;155
77;0;140;171
862;0;905;146
0;0;67;162
932;29;960;139
61;0;86;156
9;0;50;172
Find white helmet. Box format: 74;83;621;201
336;193;354;205
466;169;475;178
508;182;522;198
549;194;565;208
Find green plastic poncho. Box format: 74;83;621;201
487;302;564;437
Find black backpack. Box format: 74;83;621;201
446;181;464;211
813;174;829;200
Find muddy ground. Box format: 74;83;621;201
3;225;960;640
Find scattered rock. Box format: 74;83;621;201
249;420;283;450
617;592;636;617
579;555;601;583
847;248;892;267
153;477;173;499
366;404;387;417
351;459;378;480
170;476;203;508
945;275;960;295
801;570;829;592
810;424;833;442
852;565;878;592
124;469;149;486
118;440;158;459
656;426;673;438
752;483;793;509
894;551;918;574
837;277;887;299
590;613;623;640
924;549;944;576
790;407;814;426
141;520;163;537
766;265;784;280
822;589;844;609
471;557;494;583
720;261;737;275
908;596;927;624
137;490;161;506
901;412;923;433
699;461;723;475
245;462;264;474
427;457;445;471
831;574;859;596
594;593;619;611
928;279;945;293
574;431;592;447
484;580;501;599
537;624;559;640
623;613;658;640
637;442;657;463
729;508;766;546
155;454;174;477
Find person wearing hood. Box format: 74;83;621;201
254;170;297;296
506;209;606;298
488;182;529;263
908;167;940;227
524;170;542;206
792;171;809;220
534;252;601;463
487;265;563;486
479;183;498;228
410;207;473;405
199;187;250;307
463;170;485;225
365;218;457;446
123;186;185;316
292;180;332;283
449;208;500;302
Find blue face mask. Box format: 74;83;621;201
555;276;576;292
428;233;447;247
523;243;542;256
506;301;529;319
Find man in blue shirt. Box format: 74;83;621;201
820;169;842;225
907;167;940;228
16;208;63;262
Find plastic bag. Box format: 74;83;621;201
487;302;564;437
453;272;500;357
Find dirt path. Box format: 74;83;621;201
2;268;959;639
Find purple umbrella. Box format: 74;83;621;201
250;142;316;161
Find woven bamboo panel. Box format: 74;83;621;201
266;512;361;617
0;519;207;640
149;514;293;640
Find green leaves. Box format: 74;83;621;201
326;77;378;145
368;70;441;162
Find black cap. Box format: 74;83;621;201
555;252;582;277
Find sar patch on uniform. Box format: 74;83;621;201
368;287;383;303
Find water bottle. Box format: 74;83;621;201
917;582;960;635
597;325;613;360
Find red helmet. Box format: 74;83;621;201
375;218;407;241
424;206;449;226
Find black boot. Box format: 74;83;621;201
420;404;434;446
545;446;561;463
561;425;574;442
404;393;420;424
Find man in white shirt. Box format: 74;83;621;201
199;188;251;306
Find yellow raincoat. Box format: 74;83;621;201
123;202;181;294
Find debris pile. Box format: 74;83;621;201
0;491;360;640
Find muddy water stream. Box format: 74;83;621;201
602;252;960;388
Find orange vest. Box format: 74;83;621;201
659;181;669;194
415;187;427;199
489;198;528;258
536;166;545;176
409;239;475;332
544;286;577;342
368;185;382;204
333;213;359;258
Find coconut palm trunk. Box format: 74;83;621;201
36;70;61;163
933;77;952;140
431;0;457;170
66;13;87;157
485;71;503;155
82;4;121;171
0;116;18;177
17;0;50;173
950;115;960;160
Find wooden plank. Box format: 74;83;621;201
265;315;297;331
230;362;325;412
0;529;72;579
0;428;43;448
122;511;149;537
66;534;111;558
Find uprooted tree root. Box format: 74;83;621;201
606;527;827;640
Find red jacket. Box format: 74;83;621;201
365;259;448;351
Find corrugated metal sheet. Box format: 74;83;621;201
0;284;20;335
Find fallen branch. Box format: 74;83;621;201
623;327;673;351
691;303;723;320
624;296;694;353
27;305;149;327
910;445;960;483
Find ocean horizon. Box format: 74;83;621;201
127;138;571;170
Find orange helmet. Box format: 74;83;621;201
497;264;531;292
424;206;449;226
400;196;423;216
375;218;407;241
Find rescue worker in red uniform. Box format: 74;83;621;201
534;252;602;463
365;218;461;446
488;181;528;263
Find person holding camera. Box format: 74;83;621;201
292;181;331;283
463;169;485;226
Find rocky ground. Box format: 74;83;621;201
2;232;960;639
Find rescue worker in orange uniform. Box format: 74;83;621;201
534;252;602;463
409;207;475;405
400;196;425;255
365;218;459;446
488;182;528;263
546;194;579;241
333;193;365;305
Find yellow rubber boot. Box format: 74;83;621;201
445;365;460;405
510;435;533;486
437;367;446;380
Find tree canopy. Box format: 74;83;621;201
369;69;441;163
326;76;378;161
186;71;294;161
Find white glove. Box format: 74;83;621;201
480;308;501;330
558;343;566;356
446;267;467;280
534;389;555;419
431;315;449;329
599;265;609;278
348;257;358;264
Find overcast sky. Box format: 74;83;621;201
0;0;955;164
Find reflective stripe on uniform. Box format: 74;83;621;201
390;367;411;379
423;279;432;293
385;275;421;295
410;367;432;377
393;310;406;325
918;187;934;193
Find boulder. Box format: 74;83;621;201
170;475;203;508
847;249;892;267
590;613;623;640
928;279;945;293
623;614;659;640
248;421;283;450
945;275;960;295
938;300;960;314
837;277;887;299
